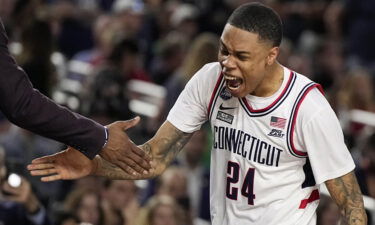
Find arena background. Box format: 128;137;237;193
0;0;374;224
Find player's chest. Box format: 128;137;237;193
209;96;304;165
211;97;292;141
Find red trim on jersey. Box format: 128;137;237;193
316;84;324;95
207;73;224;116
241;70;294;113
290;84;323;157
299;189;320;209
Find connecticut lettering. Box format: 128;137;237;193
213;126;283;167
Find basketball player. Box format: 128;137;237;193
28;3;367;224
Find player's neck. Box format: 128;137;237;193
251;62;284;97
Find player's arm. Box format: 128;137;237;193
325;171;367;225
28;121;193;181
93;120;193;180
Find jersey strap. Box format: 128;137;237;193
239;71;296;117
286;82;324;158
208;72;225;121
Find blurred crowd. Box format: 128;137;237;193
0;0;374;224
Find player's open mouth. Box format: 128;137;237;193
224;75;243;90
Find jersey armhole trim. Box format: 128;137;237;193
208;72;225;120
287;83;323;158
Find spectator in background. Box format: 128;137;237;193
163;32;219;113
137;195;185;225
331;69;375;142
66;14;115;84
0;126;65;204
69;176;105;197
52;209;79;225
196;0;232;35
157;166;188;203
334;69;375;113
52;0;95;59
356;132;375;199
0;146;50;225
325;0;375;73
310;39;344;93
270;0;329;44
344;0;375;73
101;179;140;225
104;38;150;83
316;195;340;225
5;0;41;39
18;18;57;97
111;0;145;39
156;166;209;225
149;32;187;85
0;0;16;24
169;3;199;42
63;187;104;225
84;38;150;122
56;15;116;114
155;166;190;225
177;129;210;222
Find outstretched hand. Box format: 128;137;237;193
100;117;152;175
27;147;94;182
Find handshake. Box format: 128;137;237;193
28;117;156;182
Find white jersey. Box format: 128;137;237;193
167;62;355;225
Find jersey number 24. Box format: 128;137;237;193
226;161;256;205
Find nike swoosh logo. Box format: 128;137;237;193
219;103;237;110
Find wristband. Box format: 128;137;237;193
103;126;109;148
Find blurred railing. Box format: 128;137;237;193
350;110;375;127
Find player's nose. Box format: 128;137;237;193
221;55;236;70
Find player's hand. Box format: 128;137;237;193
27;147;94;182
100;117;152;175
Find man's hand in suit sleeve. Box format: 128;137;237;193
100;116;152;175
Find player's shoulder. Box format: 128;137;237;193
202;62;221;73
191;62;221;81
300;87;329;111
292;71;333;120
292;71;326;104
186;62;222;91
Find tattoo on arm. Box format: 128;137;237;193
153;126;192;166
139;123;192;177
141;142;152;156
325;171;367;225
97;158;132;179
94;155;155;180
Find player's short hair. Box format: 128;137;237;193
227;2;282;47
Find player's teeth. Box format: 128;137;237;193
228;85;240;90
224;75;237;80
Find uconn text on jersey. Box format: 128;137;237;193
213;126;283;167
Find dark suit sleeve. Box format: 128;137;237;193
0;19;105;159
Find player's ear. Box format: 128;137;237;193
266;46;279;66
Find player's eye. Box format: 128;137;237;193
237;55;249;61
220;46;229;56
